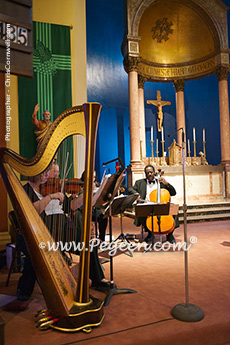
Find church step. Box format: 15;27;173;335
179;212;230;223
179;202;230;210
178;202;230;223
124;201;230;223
178;206;230;216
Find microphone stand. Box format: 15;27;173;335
169;129;204;322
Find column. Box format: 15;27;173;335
217;67;230;165
124;57;142;164
123;56;143;184
174;79;186;150
138;75;146;158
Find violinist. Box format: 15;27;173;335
49;161;60;178
40;160;83;196
127;164;179;244
16;166;110;301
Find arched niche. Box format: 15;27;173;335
122;0;229;81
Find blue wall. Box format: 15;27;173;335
86;0;230;180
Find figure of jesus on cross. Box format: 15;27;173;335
147;91;171;132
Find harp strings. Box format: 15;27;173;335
45;136;82;256
21;136;81;257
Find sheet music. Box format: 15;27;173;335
71;169;108;210
92;175;109;207
104;193;139;216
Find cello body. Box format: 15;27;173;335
146;177;175;235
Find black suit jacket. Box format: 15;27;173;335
127;178;179;228
128;178;176;200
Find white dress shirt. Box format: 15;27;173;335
146;179;157;201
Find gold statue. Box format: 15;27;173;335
147;90;171;131
32;103;52;148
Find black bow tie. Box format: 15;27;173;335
148;180;155;184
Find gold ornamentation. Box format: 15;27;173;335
168;139;182;166
173;80;185;92
138;57;216;80
151;17;173;43
123;56;139;73
138;75;147;88
216;66;229;81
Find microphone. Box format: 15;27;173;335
103;157;125;170
168;127;185;142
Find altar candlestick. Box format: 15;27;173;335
140;140;143;160
188;139;190;152
151;126;153;141
193;127;196;141
203;128;205;142
161;127;164;141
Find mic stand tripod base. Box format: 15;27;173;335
143;237;155;253
114;233;133;257
171;303;204;322
94;283;137;307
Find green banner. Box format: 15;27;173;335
18;21;73;178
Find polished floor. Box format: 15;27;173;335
0;217;230;345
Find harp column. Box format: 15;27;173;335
174;79;186;151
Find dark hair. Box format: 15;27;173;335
81;170;97;182
80;171;85;182
144;164;155;174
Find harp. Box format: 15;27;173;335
0;103;104;332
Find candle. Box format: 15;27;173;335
161;127;164;141
193;127;196;142
151;126;153;141
203;128;205;142
156;138;158;152
187;139;190;152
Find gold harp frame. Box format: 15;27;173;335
0;103;104;332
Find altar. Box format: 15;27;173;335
127;162;229;206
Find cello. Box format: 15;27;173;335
146;169;175;235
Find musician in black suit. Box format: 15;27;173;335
128;164;178;243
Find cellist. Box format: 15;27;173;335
128;164;179;243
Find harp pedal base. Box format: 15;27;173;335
49;296;104;333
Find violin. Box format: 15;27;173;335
146;169;175;235
40;177;84;195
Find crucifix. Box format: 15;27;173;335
147;91;171;131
